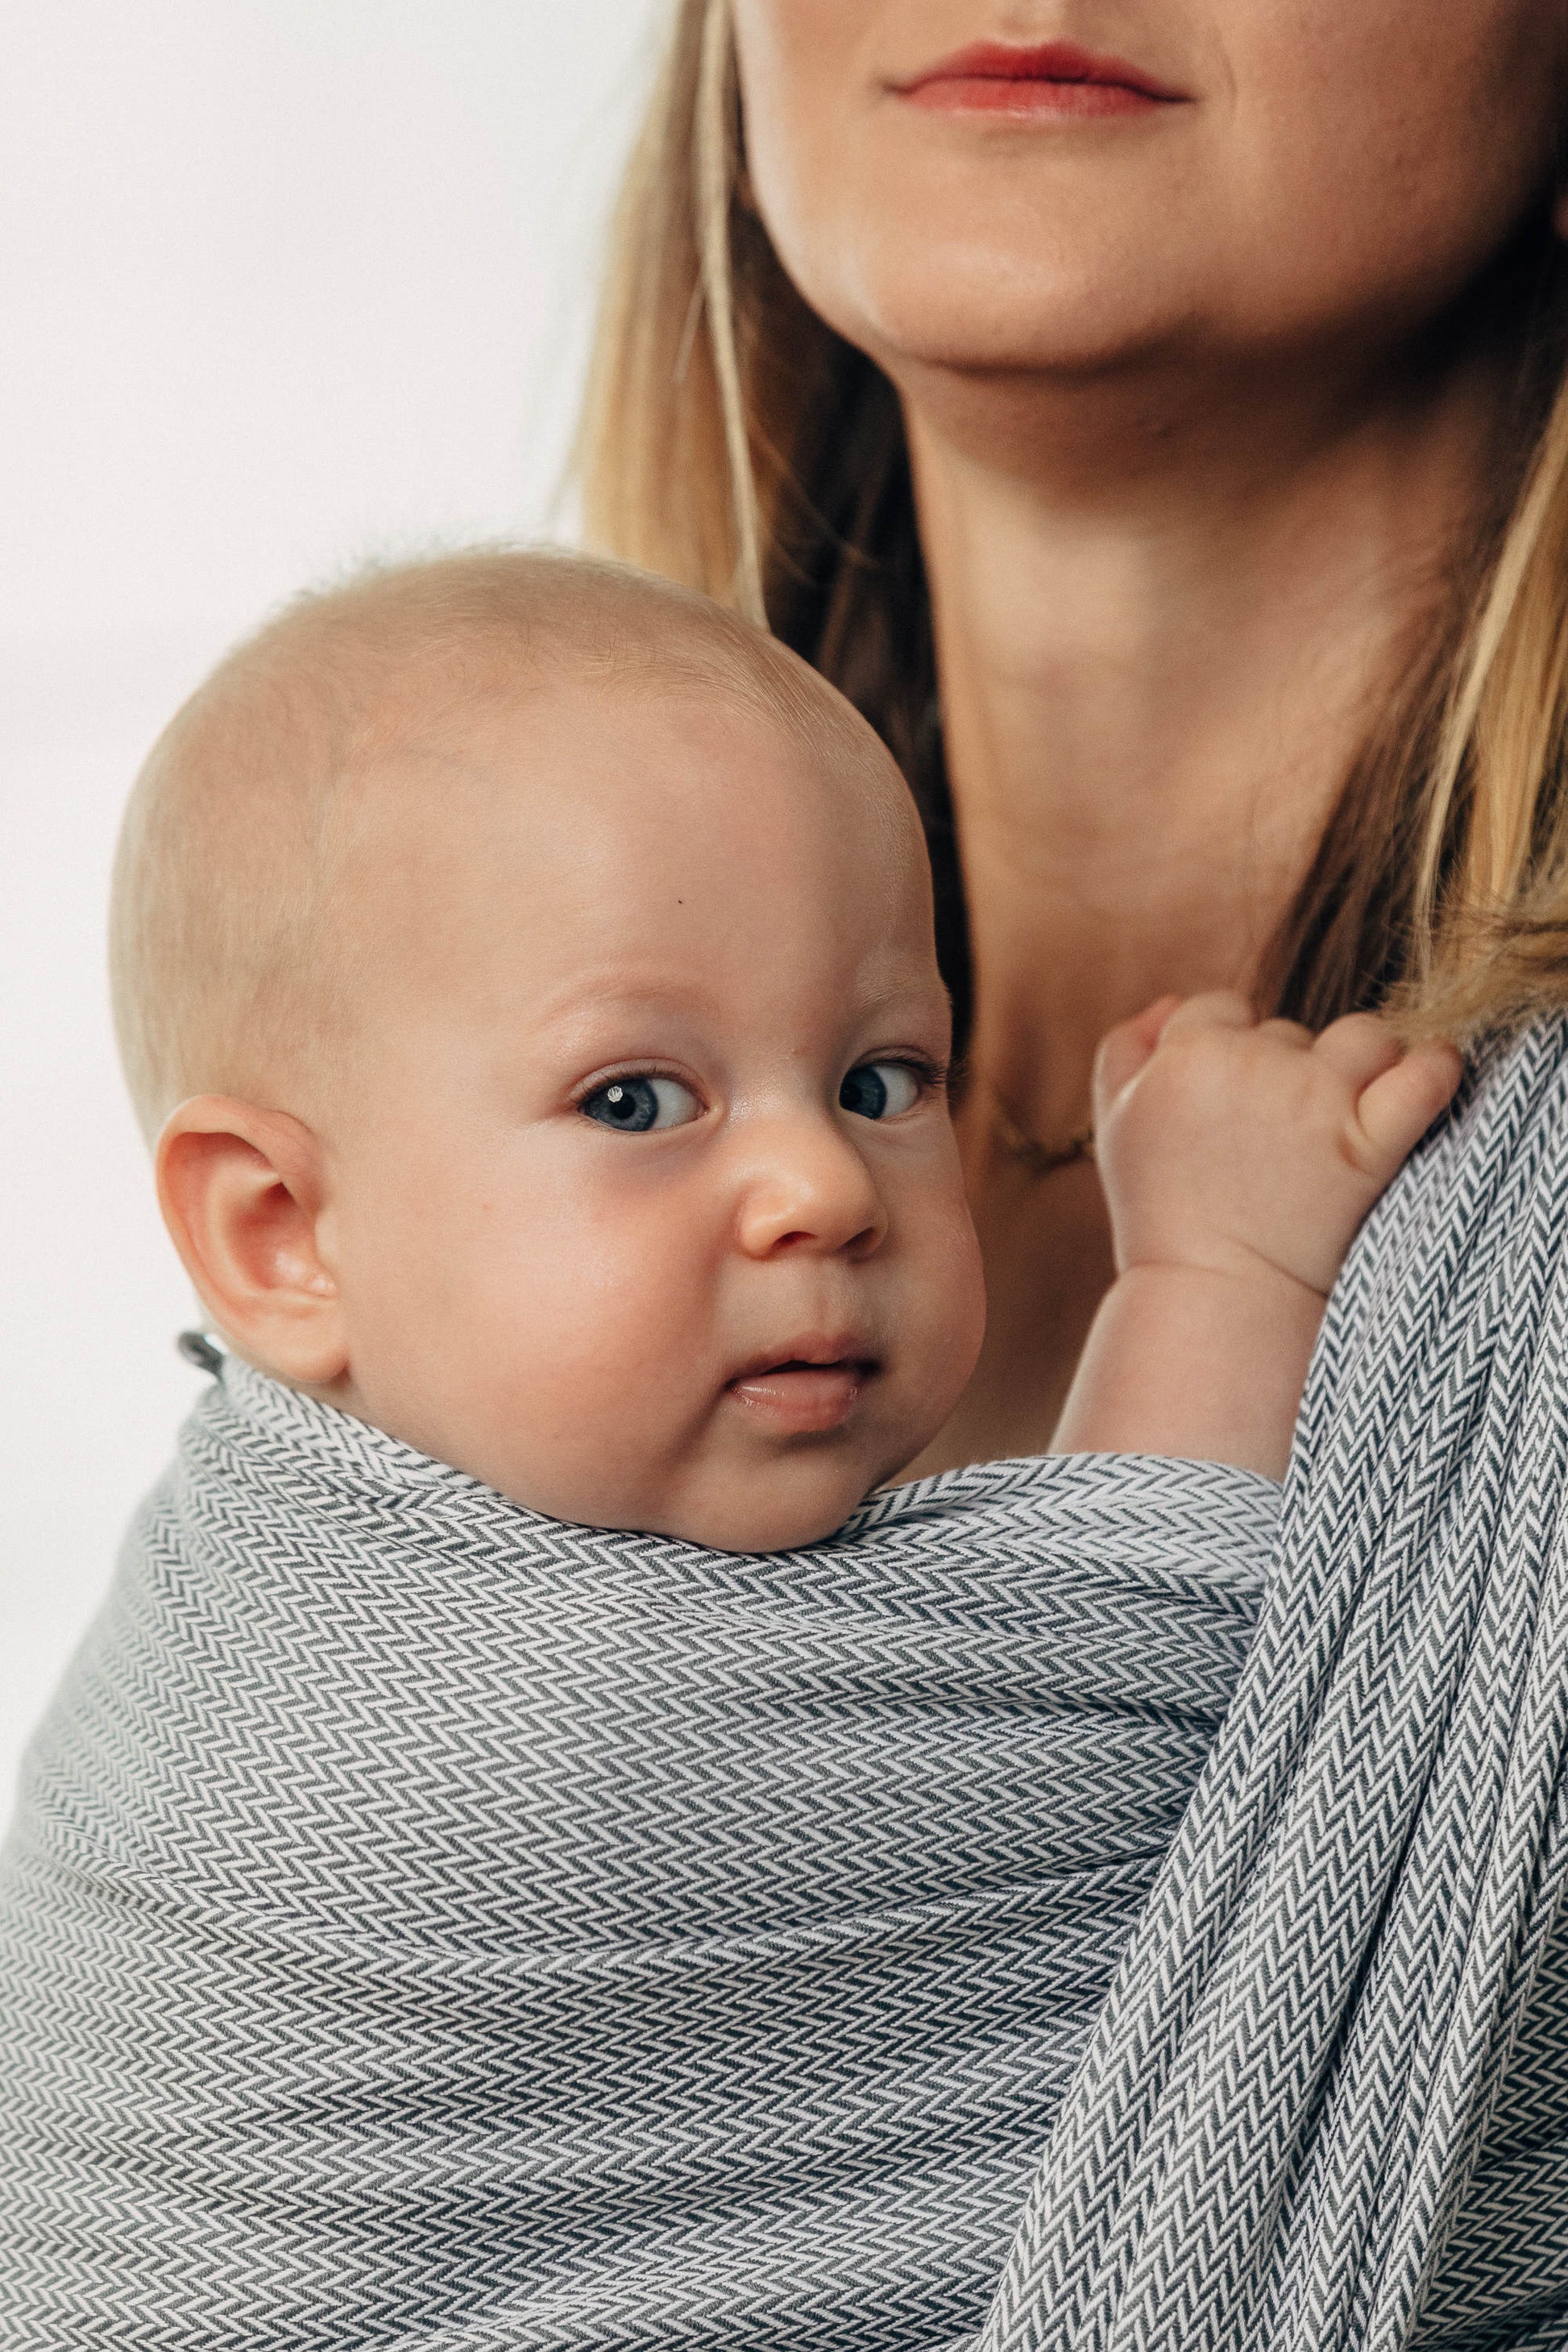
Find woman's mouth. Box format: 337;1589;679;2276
893;40;1188;120
727;1356;877;1436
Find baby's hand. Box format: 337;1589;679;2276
1094;994;1462;1300
1054;996;1460;1475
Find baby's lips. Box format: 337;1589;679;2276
724;1349;880;1437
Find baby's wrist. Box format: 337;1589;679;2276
1053;1259;1326;1479
1110;1257;1327;1342
1118;1237;1329;1308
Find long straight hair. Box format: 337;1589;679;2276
579;0;1568;1046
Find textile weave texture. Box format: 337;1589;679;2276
1;1022;1567;2348
982;1019;1568;2352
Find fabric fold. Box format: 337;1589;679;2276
977;1019;1568;2352
3;1026;1568;2348
0;1377;1271;2349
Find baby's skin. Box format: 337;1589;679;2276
123;557;986;1553
1060;994;1460;1470
117;553;1459;1553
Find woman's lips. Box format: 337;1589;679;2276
727;1359;875;1436
894;39;1187;119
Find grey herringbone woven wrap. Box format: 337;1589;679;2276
980;1019;1568;2352
2;1025;1567;2350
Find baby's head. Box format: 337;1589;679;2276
112;552;985;1550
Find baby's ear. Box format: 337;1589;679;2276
155;1098;347;1388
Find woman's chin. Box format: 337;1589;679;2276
776;222;1205;392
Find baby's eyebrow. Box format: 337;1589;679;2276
525;969;716;1036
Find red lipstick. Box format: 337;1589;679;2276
894;39;1186;119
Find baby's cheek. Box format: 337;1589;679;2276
450;1204;719;1517
905;1190;986;1405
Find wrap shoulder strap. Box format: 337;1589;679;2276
981;1016;1568;2352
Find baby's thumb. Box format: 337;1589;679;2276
1354;1040;1463;1172
1094;995;1183;1119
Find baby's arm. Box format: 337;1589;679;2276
1054;995;1462;1478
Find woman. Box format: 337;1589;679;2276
578;5;1568;2346
580;0;1568;1465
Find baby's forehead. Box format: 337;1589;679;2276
112;550;934;1143
336;667;935;1022
352;655;915;883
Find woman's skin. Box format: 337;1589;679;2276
729;0;1568;1470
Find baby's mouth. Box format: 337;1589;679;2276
726;1353;879;1437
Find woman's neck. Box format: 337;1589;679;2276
903;350;1510;1146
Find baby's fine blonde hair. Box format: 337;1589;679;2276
110;546;873;1143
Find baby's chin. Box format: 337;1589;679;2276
595;1437;918;1557
415;1378;952;1556
645;1496;865;1556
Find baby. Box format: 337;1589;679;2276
113;548;1455;1544
0;549;1460;2350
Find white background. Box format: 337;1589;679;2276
1;0;667;1810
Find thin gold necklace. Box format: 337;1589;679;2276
980;1076;1097;1177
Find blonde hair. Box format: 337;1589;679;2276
579;0;1568;1044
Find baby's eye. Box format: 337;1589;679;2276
839;1061;923;1122
579;1074;702;1134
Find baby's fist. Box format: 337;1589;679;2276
1316;1013;1465;1179
1094;996;1462;1300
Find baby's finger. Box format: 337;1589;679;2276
1313;1011;1407;1092
1351;1040;1463;1173
1094;995;1181;1110
1156;990;1257;1039
1256;1016;1314;1052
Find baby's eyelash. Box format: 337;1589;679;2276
888;1053;951;1094
572;1063;691;1099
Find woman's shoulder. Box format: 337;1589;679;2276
1368;1010;1568;1257
1460;1008;1568;1131
1421;1010;1568;1247
1309;1011;1568;1429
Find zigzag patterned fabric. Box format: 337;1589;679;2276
0;1026;1565;2349
0;1381;1271;2347
982;1018;1568;2352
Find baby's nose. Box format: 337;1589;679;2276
733;1118;888;1259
